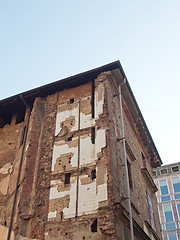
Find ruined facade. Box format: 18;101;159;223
0;61;162;240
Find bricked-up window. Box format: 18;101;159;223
147;191;156;232
91;169;96;180
91;127;95;144
65;173;71;184
91;218;97;232
127;160;133;190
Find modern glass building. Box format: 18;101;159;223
154;162;180;240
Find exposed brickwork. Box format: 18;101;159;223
0;67;162;240
0;120;25;227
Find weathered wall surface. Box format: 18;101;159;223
0;70;161;240
105;73;161;239
44;77;116;239
0;116;25;227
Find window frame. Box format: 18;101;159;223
167;231;178;240
171;176;180;194
172;166;179;173
160;168;168;175
175;201;180;221
162;203;176;230
159;178;171;202
159;178;170;195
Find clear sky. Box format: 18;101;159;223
0;1;180;165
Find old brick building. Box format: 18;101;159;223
0;61;162;240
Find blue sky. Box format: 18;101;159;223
0;1;180;165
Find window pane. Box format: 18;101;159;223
160;179;168;186
164;204;171;212
161;169;168;174
159;179;169;195
166;222;176;230
163;204;174;222
174;193;180;200
165;212;174;222
172;177;180;193
168;232;177;240
161;195;171;202
177;203;180;219
172;166;179;172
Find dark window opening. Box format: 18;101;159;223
16;111;25;124
160;169;168;175
91;169;96;180
172;166;179;172
60;212;63;220
127;160;133;190
67;136;72;141
65;173;71;184
91;218;97;232
91;127;95;144
0;118;6;128
69;98;74;104
152;170;157;177
141;152;145;160
91;80;95;118
0;115;12;128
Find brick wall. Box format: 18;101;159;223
0;70;161;240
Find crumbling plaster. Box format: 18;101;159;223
48;81;109;223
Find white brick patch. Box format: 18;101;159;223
63;180;77;218
78;178;98;216
51;140;78;171
80;128;106;166
55;107;79;136
48;210;57;219
80;112;95;129
49;181;69;200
